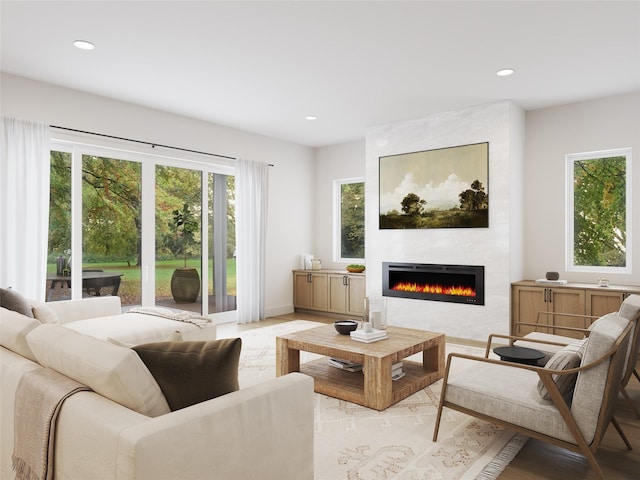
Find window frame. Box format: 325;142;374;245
565;147;632;274
333;177;365;263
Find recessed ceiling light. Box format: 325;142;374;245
73;40;95;50
496;68;515;77
305;115;318;121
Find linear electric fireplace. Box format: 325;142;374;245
383;262;485;306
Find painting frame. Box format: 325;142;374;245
379;142;489;229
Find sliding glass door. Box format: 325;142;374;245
208;173;236;313
47;142;235;319
81;154;142;303
155;165;203;313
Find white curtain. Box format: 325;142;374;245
235;158;269;323
0;118;50;300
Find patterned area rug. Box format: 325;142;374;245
226;320;527;480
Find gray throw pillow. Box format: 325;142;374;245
537;349;581;401
133;338;242;411
0;288;34;318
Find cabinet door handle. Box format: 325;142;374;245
307;273;312;283
543;288;547;303
343;276;348;286
548;289;553;303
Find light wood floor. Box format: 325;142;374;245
222;312;640;479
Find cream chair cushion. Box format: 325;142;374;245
26;324;170;417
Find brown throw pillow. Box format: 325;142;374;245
0;287;34;318
133;338;242;411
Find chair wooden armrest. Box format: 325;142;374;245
533;311;598;330
515;318;593;335
513;311;598;335
446;347;615;381
535;311;600;321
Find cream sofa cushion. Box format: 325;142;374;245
108;330;183;348
26;324;170;417
64;313;217;344
0;308;40;362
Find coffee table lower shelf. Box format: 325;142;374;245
300;357;441;408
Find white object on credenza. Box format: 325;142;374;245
535;278;568;285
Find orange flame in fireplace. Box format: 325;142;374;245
392;282;476;297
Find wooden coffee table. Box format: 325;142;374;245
276;324;445;410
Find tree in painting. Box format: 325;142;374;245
458;180;488;211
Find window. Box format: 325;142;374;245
566;148;631;273
334;178;365;262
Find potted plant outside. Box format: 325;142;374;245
167;203;200;303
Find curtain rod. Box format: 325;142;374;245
50;125;273;166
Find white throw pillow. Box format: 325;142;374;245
30;302;60;324
0;307;40;362
26;324;170;417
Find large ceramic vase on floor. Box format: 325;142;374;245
171;268;200;303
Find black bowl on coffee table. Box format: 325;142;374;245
334;320;359;335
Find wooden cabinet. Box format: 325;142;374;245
512;284;585;338
293;272;328;311
294;270;365;316
586;290;626;317
511;281;640;339
328;274;366;316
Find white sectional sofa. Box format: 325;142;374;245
1;294;314;480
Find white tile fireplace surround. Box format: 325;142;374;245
365;101;525;341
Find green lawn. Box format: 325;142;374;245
47;258;236;304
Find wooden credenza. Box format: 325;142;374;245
293;270;365;316
511;280;640;339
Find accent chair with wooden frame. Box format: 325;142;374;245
433;313;633;480
513;294;640;418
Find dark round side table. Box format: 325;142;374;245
493;346;545;366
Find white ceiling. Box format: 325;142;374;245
2;1;639;147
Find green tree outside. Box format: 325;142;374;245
341;182;364;259
573;156;626;267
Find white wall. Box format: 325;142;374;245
313;140;366;270
0;73;315;318
364;102;525;341
523;91;640;286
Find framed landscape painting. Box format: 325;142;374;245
379;142;489;229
